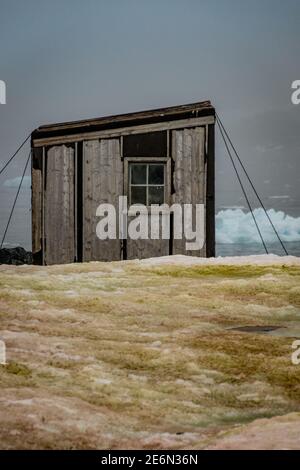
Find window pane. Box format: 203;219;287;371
149;164;164;184
131;164;147;184
148;186;164;205
131;186;147;205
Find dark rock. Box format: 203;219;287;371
230;325;283;333
0;247;33;265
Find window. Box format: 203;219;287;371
129;163;165;206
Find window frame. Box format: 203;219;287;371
124;157;171;208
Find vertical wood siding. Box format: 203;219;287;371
32;122;212;264
31;148;42;260
126;213;170;260
83;138;123;261
44;145;75;265
172;127;206;256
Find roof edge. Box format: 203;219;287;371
32;100;215;140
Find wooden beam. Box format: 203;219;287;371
35;100;214;134
205;124;215;257
32;116;215;148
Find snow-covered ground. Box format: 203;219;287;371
138;254;300;266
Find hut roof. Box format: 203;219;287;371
32;100;215;140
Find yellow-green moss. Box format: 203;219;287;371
4;362;31;376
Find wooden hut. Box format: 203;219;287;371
31;101;215;265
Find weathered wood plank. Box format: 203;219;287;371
31;148;42;259
32;116;215;147
172;127;206;257
44;145;75;265
35;100;214;134
206;124;215;257
83;138;123;261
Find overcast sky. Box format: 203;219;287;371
0;0;299;250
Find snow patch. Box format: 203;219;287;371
138;254;300;266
